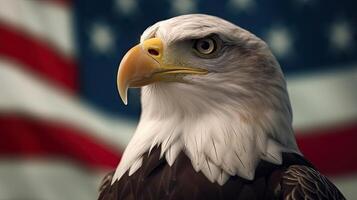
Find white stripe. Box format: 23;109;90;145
0;160;104;200
0;58;135;149
287;65;357;131
0;0;74;56
0;57;356;147
332;174;357;199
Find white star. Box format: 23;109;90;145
265;26;294;59
329;20;354;52
90;23;115;54
227;0;255;13
116;0;138;16
171;0;197;15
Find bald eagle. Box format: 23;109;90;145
99;14;345;200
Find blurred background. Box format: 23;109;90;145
0;0;356;199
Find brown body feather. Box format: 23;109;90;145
98;147;345;200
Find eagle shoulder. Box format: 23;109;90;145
98;150;346;200
280;165;345;200
99;171;114;194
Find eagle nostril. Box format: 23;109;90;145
148;48;160;56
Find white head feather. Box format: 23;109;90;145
112;14;300;185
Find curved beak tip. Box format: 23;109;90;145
119;86;128;105
122;96;128;105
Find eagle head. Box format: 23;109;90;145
114;14;299;185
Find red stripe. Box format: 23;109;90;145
297;122;357;177
0;113;355;174
39;0;72;6
0;23;77;92
0;115;121;170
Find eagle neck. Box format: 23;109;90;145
112;84;299;185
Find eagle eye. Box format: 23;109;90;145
193;37;219;57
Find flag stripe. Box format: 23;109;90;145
0;24;77;91
1;56;356;144
0;115;356;177
0;60;134;149
0;0;74;56
39;0;72;6
0;116;121;169
0;160;102;200
297;122;357;176
332;174;357;200
287;65;357;131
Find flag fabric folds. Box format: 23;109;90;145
0;0;356;199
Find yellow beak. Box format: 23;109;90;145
117;38;207;105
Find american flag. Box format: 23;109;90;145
0;0;356;199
